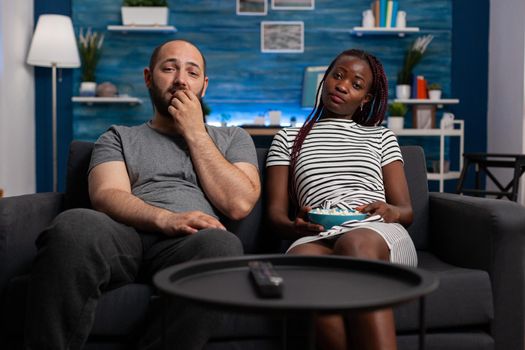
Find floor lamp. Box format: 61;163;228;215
27;14;80;192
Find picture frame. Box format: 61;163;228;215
236;0;267;16
261;21;304;53
271;0;315;10
412;105;436;129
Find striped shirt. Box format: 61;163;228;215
266;118;403;210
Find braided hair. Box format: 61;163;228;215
288;49;389;206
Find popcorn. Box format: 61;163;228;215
310;208;360;216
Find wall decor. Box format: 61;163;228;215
271;0;314;10
261;21;304;53
237;0;267;16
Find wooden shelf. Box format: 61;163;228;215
394;98;460;105
393;120;465;192
394;128;462;136
240;126;282;136
72;96;143;105
107;25;177;33
427;171;461;181
351;27;420;37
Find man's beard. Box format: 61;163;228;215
149;79;204;120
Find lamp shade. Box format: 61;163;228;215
27;14;80;68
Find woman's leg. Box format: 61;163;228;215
333;228;397;350
287;242;347;350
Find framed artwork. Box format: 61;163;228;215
271;0;314;10
261;21;304;53
237;0;267;16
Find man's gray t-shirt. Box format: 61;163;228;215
88;122;258;219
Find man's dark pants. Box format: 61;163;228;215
24;208;243;349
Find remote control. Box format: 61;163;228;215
248;261;284;298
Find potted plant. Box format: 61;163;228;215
396;35;434;99
121;0;169;26
428;82;442;100
78;28;104;96
387;102;408;130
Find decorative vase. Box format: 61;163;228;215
396;85;411;99
428;90;442;100
79;81;97;97
387;116;404;130
362;10;375;28
121;7;169;26
396;11;407;28
96;82;118;97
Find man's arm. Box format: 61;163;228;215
169;90;261;220
189;139;260;220
88;160;226;236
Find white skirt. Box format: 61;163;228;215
286;221;418;267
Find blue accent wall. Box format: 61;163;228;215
35;0;489;193
71;0;453;139
449;0;489;192
34;0;75;192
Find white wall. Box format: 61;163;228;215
487;0;525;204
0;0;35;196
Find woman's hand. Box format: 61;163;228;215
293;206;325;235
356;202;401;223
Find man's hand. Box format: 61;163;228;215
355;202;400;223
293;206;325;236
168;89;206;140
157;210;226;236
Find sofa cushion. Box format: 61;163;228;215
395;251;493;331
65;141;94;210
401;146;430;250
4;275;153;337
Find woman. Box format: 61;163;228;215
265;49;417;350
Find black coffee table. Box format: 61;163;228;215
154;254;439;350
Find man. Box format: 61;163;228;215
25;40;260;349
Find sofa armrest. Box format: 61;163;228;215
429;192;525;271
429;192;525;350
0;193;64;292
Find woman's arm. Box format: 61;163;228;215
266;165;324;239
357;160;413;226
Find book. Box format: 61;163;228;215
385;0;393;28
373;0;380;27
392;0;399;27
379;0;387;27
411;74;418;99
417;76;428;99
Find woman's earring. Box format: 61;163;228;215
360;103;364;111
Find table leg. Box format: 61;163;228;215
308;312;316;350
162;296;167;350
281;316;287;350
419;296;427;350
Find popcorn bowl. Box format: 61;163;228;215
308;208;368;229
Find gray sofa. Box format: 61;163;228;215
2;140;525;350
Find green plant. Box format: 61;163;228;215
428;82;442;90
122;0;168;6
78;28;104;82
388;102;408;117
397;35;434;85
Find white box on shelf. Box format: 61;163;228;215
269;110;281;125
121;7;169;26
